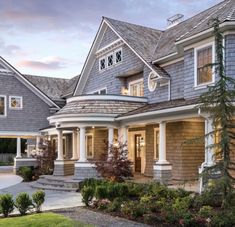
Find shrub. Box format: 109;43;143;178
121;201;146;218
32;190;45;213
95;185;108;200
211;210;235;227
15;192;33;215
81;186;94;206
0;194;14;217
97;199;111;210
126;183;146;198
198;205;214;218
143;213;162;225
107;197;123;212
80;178;101;189
107;183;128;200
18;166;34;182
95;142;133;182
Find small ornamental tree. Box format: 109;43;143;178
32;137;56;176
95;142;133;182
198;18;235;208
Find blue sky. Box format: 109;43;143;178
0;0;222;79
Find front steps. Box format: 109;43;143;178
31;175;81;192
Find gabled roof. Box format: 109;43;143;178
0;56;61;109
61;75;80;97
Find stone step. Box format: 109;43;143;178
36;179;65;187
31;183;78;192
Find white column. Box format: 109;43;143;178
157;122;168;164
108;127;114;145
16;137;22;158
118;126;128;144
205;118;214;166
36;136;40;151
57;129;64;160
77;129;80;159
79;127;87;162
72;130;78;160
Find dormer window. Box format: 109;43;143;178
93;88;107;95
9;96;23;109
99;48;122;72
129;79;144;97
194;42;215;88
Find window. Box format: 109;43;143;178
115;49;122;63
107;54;114;67
195;43;214;87
99;57;106;71
9;96;22;109
99;48;122;72
129;79;144;97
86;134;94;158
93;88;107;95
0;96;6;116
154;128;159;160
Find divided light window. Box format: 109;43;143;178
99;58;106;71
0;96;6;116
93;88;107;95
9;96;22;109
129;80;144;97
115;49;122;63
196;45;213;86
107;54;113;67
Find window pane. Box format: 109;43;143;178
86;135;93;157
108;54;113;67
116;50;122;63
100;58;105;70
0;97;5;115
100;89;106;94
10;97;22;108
197;46;212;85
129;81;144;97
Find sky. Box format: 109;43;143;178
0;0;222;79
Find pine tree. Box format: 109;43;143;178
198;18;235;208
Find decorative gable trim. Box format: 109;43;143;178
0;57;60;109
95;38;124;57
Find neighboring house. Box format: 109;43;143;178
3;0;235;186
0;56;77;170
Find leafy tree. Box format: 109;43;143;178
198;18;235;208
95;142;133;182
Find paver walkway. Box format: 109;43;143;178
53;207;150;227
0;182;82;211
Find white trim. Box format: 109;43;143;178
91;87;107;95
117;104;197;121
74;162;96;168
98;56;106;72
153;164;172;170
152;52;178;64
96;38;124;57
9;96;23;110
128;78;144;96
0;95;7;117
184;37;215;51
0;131;40;136
85;133;94;158
0;57;60;109
14;158;37;162
154;127;159;160
54;160;75;165
148;71;157;92
194;41;215;88
159;57;184;67
67;94;147;103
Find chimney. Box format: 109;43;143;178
167;14;184;28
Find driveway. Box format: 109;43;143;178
0;173;23;189
0;181;83;211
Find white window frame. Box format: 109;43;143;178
107;53;114;68
91;87;107;95
154;128;159;160
99;57;106;72
194;41;215;89
0;95;7;117
128;78;144;96
86;133;94;158
9;96;23;109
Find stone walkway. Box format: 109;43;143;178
0;182;82;211
53;207;150;227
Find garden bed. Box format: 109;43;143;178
80;179;235;227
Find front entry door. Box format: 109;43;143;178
135;134;142;172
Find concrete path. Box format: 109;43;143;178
0;173;22;189
0;182;83;212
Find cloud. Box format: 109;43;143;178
17;56;67;70
0;39;22;56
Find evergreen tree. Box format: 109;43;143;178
198;18;235;208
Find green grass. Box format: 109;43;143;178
0;212;93;227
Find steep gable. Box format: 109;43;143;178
98;27;119;49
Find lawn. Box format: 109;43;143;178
0;212;93;227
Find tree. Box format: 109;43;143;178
95;142;133;182
198;18;235;208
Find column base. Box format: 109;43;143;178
73;162;99;180
53;160;75;176
153;163;172;185
14;158;37;174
